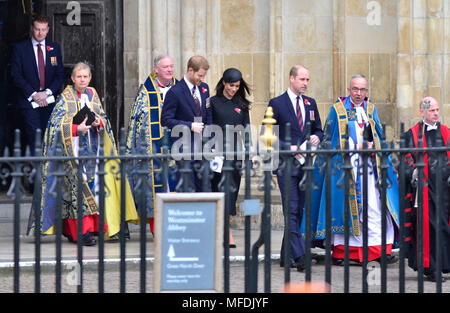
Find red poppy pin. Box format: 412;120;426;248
46;45;54;52
304;98;310;106
202;87;207;93
234;107;241;114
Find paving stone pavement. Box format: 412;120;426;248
0;229;448;293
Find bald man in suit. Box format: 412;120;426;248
268;65;324;271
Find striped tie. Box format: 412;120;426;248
296;96;304;131
192;86;201;116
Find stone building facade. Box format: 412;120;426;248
123;0;450;141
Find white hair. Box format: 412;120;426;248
71;62;91;78
349;74;367;87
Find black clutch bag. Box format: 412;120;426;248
72;106;96;126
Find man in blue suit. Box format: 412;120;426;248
161;55;212;191
10;15;65;154
268;65;324;271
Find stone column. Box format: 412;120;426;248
137;0;151;83
269;0;283;100
167;0;181;76
445;1;450;124
332;0;346;99
123;0;141;129
151;0;168;59
396;0;414;129
412;0;428;125
180;0;207;67
206;0;222;84
426;0;444;104
397;0;449;129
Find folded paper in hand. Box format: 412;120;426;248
209;156;224;173
31;95;55;109
295;140;317;165
72;106;96;126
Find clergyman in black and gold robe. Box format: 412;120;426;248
126;55;178;234
28;62;138;245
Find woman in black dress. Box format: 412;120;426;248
211;68;251;248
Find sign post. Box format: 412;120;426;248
154;193;224;292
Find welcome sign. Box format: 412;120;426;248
154;193;224;292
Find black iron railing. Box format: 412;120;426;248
0;119;449;293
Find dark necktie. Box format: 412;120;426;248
192;86;200;116
37;43;45;90
296;96;304;131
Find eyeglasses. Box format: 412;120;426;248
351;87;368;93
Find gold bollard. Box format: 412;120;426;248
260;106;278;151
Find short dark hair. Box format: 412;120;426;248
32;15;50;26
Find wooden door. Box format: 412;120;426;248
44;0;123;135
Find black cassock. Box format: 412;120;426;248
403;122;450;275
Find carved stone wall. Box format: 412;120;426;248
123;0;450;139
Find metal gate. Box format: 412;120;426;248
0;117;449;293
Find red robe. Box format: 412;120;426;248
404;122;450;268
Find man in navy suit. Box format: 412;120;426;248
161;55;212;191
10;15;65;154
268;65;324;271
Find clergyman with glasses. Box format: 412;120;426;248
307;74;400;266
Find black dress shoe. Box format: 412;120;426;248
425;273;447;282
280;258;296;268
82;232;97;246
375;255;399;265
332;258;344;266
296;257;306;272
311;253;324;264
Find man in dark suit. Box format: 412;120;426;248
268;65;324;271
10;15;65;154
161;55;212;191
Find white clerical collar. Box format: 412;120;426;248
80;94;91;109
76;89;91;109
350;99;368;125
156;78;172;88
350;99;363;107
423;121;438;131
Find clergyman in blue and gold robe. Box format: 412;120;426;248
27;62;139;245
306;74;399;263
126;55;177;234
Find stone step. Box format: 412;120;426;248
0;175;286;237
